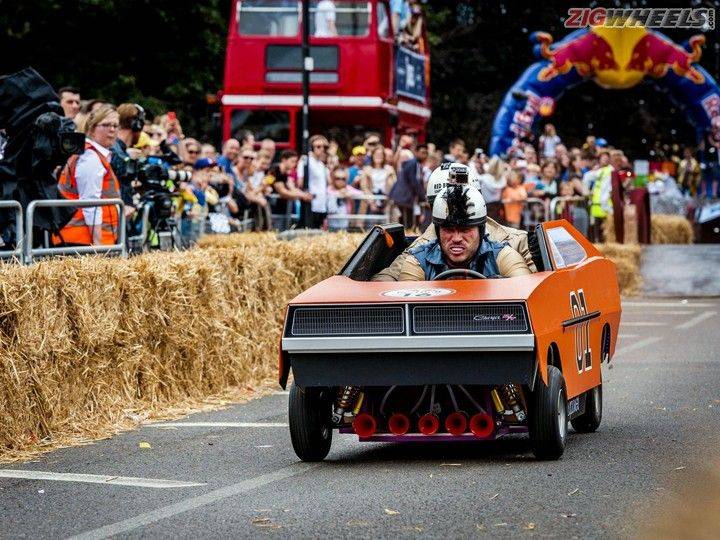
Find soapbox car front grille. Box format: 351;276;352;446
290;305;405;337
286;302;530;338
412;303;529;335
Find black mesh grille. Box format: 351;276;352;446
412;303;529;334
290;306;405;336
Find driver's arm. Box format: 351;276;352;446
398;255;426;281
497;246;532;277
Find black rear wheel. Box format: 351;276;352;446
529;365;567;460
288;383;333;462
571;385;602;433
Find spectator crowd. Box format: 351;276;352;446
53;83;713;248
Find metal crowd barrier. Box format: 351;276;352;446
549;196;589;218
25;199;126;263
0;200;23;261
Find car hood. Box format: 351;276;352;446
288;273;554;305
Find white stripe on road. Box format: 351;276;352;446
614;337;661;358
0;470;205;489
150;422;287;428
622;301;713;308
70;463;318;540
677;311;717;329
640;310;695;315
621;322;666;327
274;390;290;395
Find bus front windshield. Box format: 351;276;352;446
238;1;370;37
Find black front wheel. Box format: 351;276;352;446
571;385;602;433
288;383;332;462
529;366;567;460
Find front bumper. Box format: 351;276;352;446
284;334;536;387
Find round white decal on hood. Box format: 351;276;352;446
381;287;455;298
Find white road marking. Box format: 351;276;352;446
274;390;290;395
621;322;666;327
70;463;318;540
641;310;695;315
614;337;662;357
150;422;287;428
677;311;717;329
0;470;205;489
622;301;713;308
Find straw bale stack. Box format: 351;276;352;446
603;213;693;244
0;233;360;460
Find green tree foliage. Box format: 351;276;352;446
0;0;232;137
1;0;712;154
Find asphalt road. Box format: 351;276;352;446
1;298;719;538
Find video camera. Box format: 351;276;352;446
127;141;191;251
0;67;85;242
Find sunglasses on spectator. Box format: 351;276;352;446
366;140;379;146
242;154;255;160
333;175;348;181
187;148;200;154
98;122;119;130
313;144;329;149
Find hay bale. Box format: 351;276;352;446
595;242;643;296
603;212;693;244
0;234;362;461
651;214;694;244
196;232;277;249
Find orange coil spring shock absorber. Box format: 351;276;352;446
332;386;359;424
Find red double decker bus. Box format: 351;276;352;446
221;0;431;151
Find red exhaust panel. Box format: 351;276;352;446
352;413;377;437
469;413;494;438
418;413;440;435
445;412;468;436
388;413;410;435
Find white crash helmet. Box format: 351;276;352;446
426;162;482;204
432;184;488;229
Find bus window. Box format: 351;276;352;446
231;110;290;142
376;2;391;39
238;0;299;37
311;1;370;37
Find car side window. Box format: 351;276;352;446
546;227;586;268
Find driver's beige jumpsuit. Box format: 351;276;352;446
372;218;536;281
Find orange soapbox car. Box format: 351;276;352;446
279;220;621;460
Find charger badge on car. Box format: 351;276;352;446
381;288;455;298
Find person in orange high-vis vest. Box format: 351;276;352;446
53;105;121;246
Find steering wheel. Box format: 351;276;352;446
434;268;487;280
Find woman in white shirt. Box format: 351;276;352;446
359;145;396;218
54;105;122;245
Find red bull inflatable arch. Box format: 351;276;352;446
489;24;720;157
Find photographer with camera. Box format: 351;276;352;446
111;103;146;218
52;104;121;246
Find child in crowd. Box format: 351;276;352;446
502;169;528;229
327;168;362;230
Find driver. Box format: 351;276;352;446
399;184;531;280
372;163;536;281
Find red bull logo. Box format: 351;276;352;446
537;24;706;89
